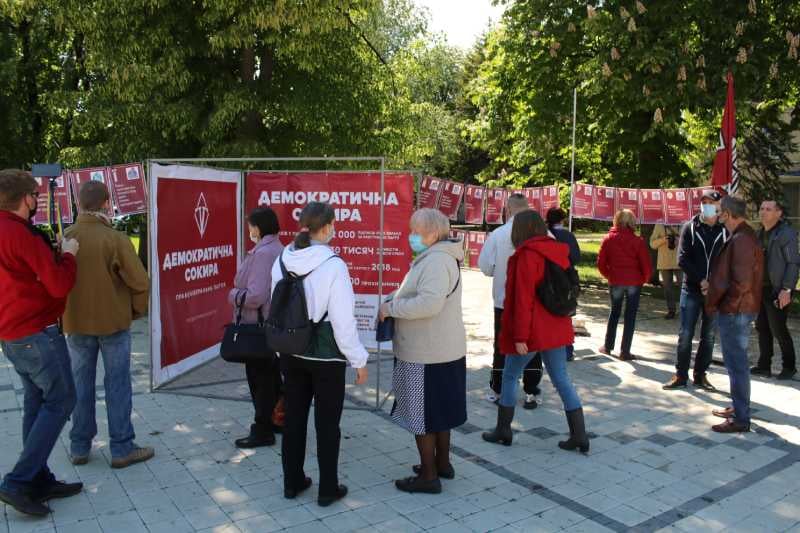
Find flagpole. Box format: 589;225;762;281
568;87;577;232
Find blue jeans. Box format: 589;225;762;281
67;330;135;459
676;289;716;380
499;347;582;411
0;326;76;494
604;286;641;354
717;314;755;426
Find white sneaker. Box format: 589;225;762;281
524;394;539;410
486;391;498;403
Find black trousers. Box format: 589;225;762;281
281;355;345;498
756;292;797;371
244;355;282;435
491;308;542;395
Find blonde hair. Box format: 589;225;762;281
613;209;637;230
410;208;450;240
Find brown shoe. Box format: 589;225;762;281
111;446;155;469
619;352;637;361
69;454;89;466
662;375;688;390
598;346;611;356
712;420;749;433
712;407;734;419
694;375;717;391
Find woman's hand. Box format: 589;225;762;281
515;342;528;355
355;367;368;385
378;302;391;322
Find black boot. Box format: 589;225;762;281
558;408;589;453
235;424;275;448
482;405;514;446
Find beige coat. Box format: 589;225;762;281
650;224;680;271
388;239;466;365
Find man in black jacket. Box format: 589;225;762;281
663;191;726;391
752;200;799;380
546;208;581;361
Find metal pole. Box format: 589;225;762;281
376;158;386;409
568;87;577;232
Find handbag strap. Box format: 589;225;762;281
234;290;246;325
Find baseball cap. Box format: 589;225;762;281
701;190;722;201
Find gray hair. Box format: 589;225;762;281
410;208;450;240
721;195;747;219
506;193;529;213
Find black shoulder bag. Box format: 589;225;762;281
221;291;273;363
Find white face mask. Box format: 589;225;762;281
249;230;260;244
701;204;718;219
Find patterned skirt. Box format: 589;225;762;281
391;356;467;435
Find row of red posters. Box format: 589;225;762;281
32;163;148;225
571;184;714;225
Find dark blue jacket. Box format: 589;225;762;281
757;219;799;296
678;214;726;294
550;226;581;267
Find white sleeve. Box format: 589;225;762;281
478;231;497;277
270;257;283;295
327;260;369;368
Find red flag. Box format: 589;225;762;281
710;71;739;194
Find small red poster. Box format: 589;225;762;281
594;186;617;221
524;187;542;214
465;231;486;268
32;172;74;226
438;180;464;221
485;188;507;225
418;176;443;209
540;185;560;215
449;229;467;251
71;167;115;217
571;183;594;219
640;189;666;224
617;188;641;219
664;189;691;225
464;185;485;224
109;163;148;215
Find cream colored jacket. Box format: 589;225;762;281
650;224;680;271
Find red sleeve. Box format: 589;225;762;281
512;253;536;342
22;235;77;298
597;237;611;280
638;238;653;285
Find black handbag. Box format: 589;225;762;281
220;291;273;364
376;317;394;342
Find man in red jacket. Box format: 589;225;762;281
0;169;83;516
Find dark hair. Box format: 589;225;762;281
761;199;785;214
511;209;548;248
546;207;567;226
247;207;280;238
721;195;747;219
0;169;37;211
79;180;110;211
294;202;335;249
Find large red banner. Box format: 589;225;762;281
32;172;74;226
418;176;443;209
246;172;414;344
640;189;666;224
594;186;617;221
465;231;486;269
464;185;485;224
152;166;240;381
540;185;560;215
109;163;148;215
617;188;641;219
486;188;507;224
664;189;690;226
571;184;594;219
71;167;115;217
438;180;464;220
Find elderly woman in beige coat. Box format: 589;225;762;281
650;224;683;319
378;208;467;495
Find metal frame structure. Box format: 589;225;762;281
145;156;395;410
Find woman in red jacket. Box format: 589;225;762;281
482;210;589;452
597;209;653;361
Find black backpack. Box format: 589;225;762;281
265;254;337;355
536;258;581;317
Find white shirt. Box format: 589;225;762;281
478;217;515;309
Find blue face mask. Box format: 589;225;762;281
408;234;428;253
701;204;718;219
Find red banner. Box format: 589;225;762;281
464;185;485;224
540;185;560;215
485;188;507;225
617;188;641;219
640;189;666;224
246;172;414;345
438;180;464;221
418;176;443;209
571;183;594;219
664;189;690;226
523;187;542;214
71;167;115;217
109;163;148;215
594;186;617;221
465;231;486;269
32;172;74;226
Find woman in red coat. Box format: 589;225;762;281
597;209;653;360
482;210;589;452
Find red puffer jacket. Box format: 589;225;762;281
500;236;575;355
597;227;652;286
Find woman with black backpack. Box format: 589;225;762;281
482;210;589;453
269;202;369;507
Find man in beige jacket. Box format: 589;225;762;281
63;181;153;468
650;224;683;319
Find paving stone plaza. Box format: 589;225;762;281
1;270;799;533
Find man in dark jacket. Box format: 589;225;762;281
751;200;799;380
705;195;763;433
663;191;726;391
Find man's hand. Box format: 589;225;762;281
355;367;368;385
61;238;79;256
515;342;528;355
778;289;792;309
378;303;391;322
700;279;709;296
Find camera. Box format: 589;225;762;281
667;233;677;250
